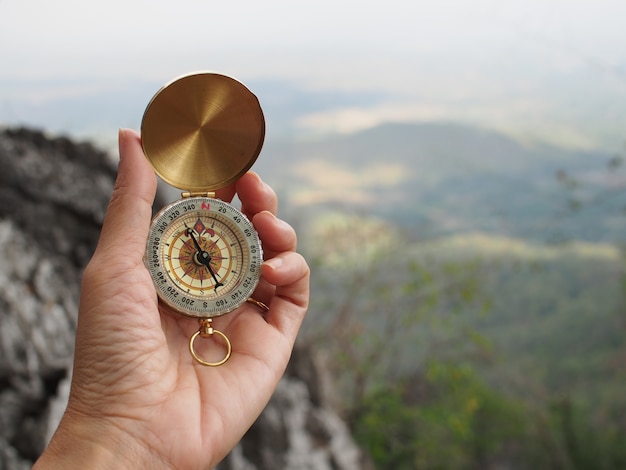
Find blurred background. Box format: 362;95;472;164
2;0;626;467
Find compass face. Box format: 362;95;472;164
145;197;262;318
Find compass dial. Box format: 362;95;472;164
146;197;262;318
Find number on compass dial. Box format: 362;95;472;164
145;197;263;318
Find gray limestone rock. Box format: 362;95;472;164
0;127;362;469
219;345;364;470
0;128;115;467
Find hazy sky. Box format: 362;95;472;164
1;0;625;148
3;0;624;82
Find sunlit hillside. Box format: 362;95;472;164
301;209;626;467
261;122;626;243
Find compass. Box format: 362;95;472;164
141;72;266;366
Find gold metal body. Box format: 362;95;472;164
188;299;268;367
141;72;265;191
141;72;267;367
189;319;232;367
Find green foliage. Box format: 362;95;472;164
353;363;626;469
549;398;626;470
300;209;626;469
303;216;490;406
352;386;419;469
353;362;532;469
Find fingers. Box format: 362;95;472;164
262;251;310;341
93;129;157;268
252;211;297;258
253;209;309;341
236;172;278;218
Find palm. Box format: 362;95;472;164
74;245;290;467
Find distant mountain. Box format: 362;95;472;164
258;122;626;243
3;78;622;243
0;77;393;142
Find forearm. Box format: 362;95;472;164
33;411;171;470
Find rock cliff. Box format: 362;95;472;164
0;127;362;469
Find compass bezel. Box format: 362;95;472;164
145;197;263;318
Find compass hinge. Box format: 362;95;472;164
182;191;216;199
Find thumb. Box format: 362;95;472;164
93;129;157;268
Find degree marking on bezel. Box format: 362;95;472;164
146;197;262;318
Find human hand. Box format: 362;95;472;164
34;129;309;469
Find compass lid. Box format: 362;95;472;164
141;72;265;192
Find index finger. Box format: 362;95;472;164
237;172;278;217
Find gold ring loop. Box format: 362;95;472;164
189;328;232;367
246;297;269;312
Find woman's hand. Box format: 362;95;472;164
34;129;309;469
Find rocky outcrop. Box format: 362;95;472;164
0;127;362;469
0;128;115;469
218;345;363;470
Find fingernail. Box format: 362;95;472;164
118;129;126;162
263;210;277;220
264;257;283;271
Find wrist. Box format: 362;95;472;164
33;409;170;470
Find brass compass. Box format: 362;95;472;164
141;72;266;366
